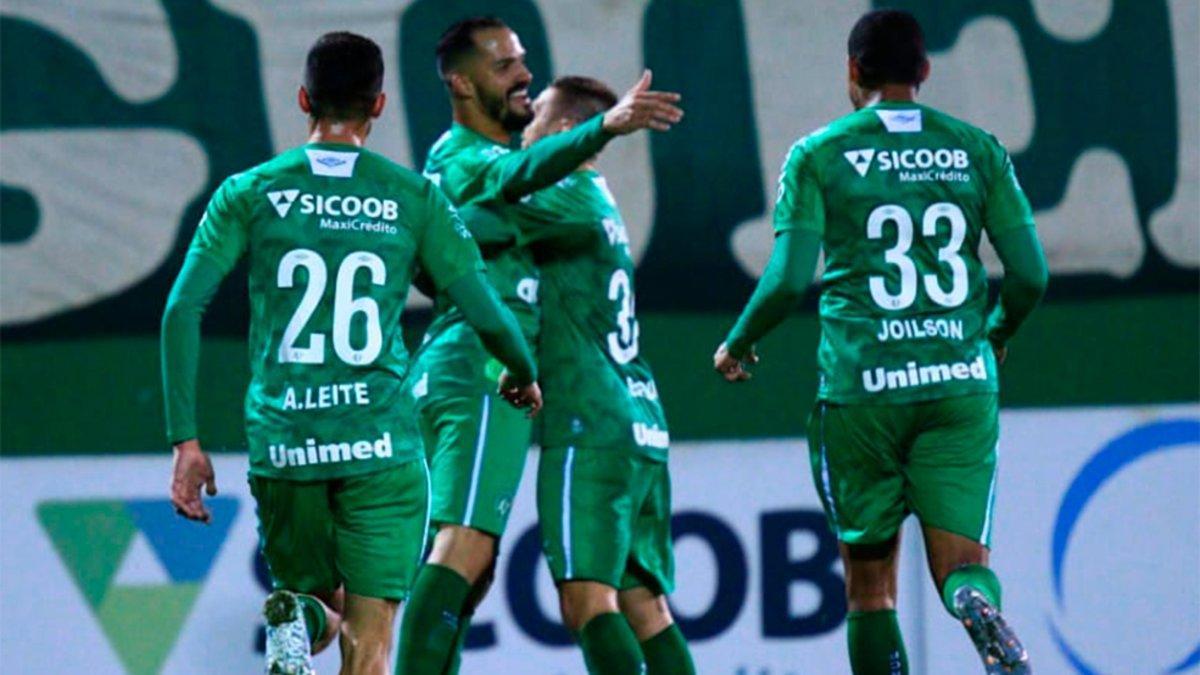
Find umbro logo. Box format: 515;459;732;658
843;149;876;177
267;189;300;217
315;155;347;168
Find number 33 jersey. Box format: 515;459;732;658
516;171;669;461
187;143;483;480
779;102;1037;404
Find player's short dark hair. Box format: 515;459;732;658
304;31;384;121
548;76;618;123
436;16;509;78
847;9;927;88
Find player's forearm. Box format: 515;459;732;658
498;114;612;202
445;272;537;385
725;230;821;358
161;254;226;443
987;226;1048;345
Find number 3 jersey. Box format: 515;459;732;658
517;171;669;461
778;102;1036;404
187;143;483;480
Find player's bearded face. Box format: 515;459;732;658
473;29;534;131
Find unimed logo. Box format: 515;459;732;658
38;498;238;675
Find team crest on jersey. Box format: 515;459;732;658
305;148;359;177
843;149;876;177
875;108;923;132
267;189;300;217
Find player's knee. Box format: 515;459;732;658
618;588;673;641
559;582;619;633
844;563;898;611
429;525;497;584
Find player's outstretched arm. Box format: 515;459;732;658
493;70;682;203
445;271;542;415
986;226;1048;363
715;229;821;382
161;253;226;522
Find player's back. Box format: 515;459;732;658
200;144;449;479
525;171;669;460
781;102;1033;404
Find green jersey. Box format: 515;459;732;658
776;102;1035;404
422;124;541;342
520;171;669;462
187;143;482;480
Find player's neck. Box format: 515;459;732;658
862;85;920;107
307;118;371;147
453;104;511;145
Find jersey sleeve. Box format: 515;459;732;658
773;140;826;236
982;139;1036;237
187;175;250;272
510;188;595;247
416;182;486;291
439;115;611;205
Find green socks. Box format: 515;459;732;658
847;609;908;675
295;594;327;647
941;564;1002;616
640;624;695;674
396;564;471;675
578;612;646;674
440;608;472;675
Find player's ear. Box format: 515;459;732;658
370;92;386;118
445;71;474;100
847;56;862;86
917;58;931;86
298;86;312;114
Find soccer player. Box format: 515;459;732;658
713;10;1046;675
514;76;696;674
396;17;682;674
161;32;540;675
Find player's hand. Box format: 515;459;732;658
602;70;683;135
498;373;543;418
714;342;758;382
991;340;1008;366
170;439;217;524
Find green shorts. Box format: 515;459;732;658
249;460;430;602
418;389;532;537
537;447;675;594
807;393;1000;547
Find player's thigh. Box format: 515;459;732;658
330;460;430;602
424;390;531;536
906;394;1000;546
807;401;908;545
621;457;675;597
537;447;636;587
249;475;338;595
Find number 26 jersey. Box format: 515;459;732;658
187;143;482;480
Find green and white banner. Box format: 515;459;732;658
2;0;1196;332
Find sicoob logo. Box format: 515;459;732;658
38;498;238;674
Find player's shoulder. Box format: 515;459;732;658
778;109;876;172
918;105;1006;152
425;125;507;170
353;146;435;193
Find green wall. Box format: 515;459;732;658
3;294;1195;455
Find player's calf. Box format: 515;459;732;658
559;581;646;675
619;587;695;675
339;593;398;675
